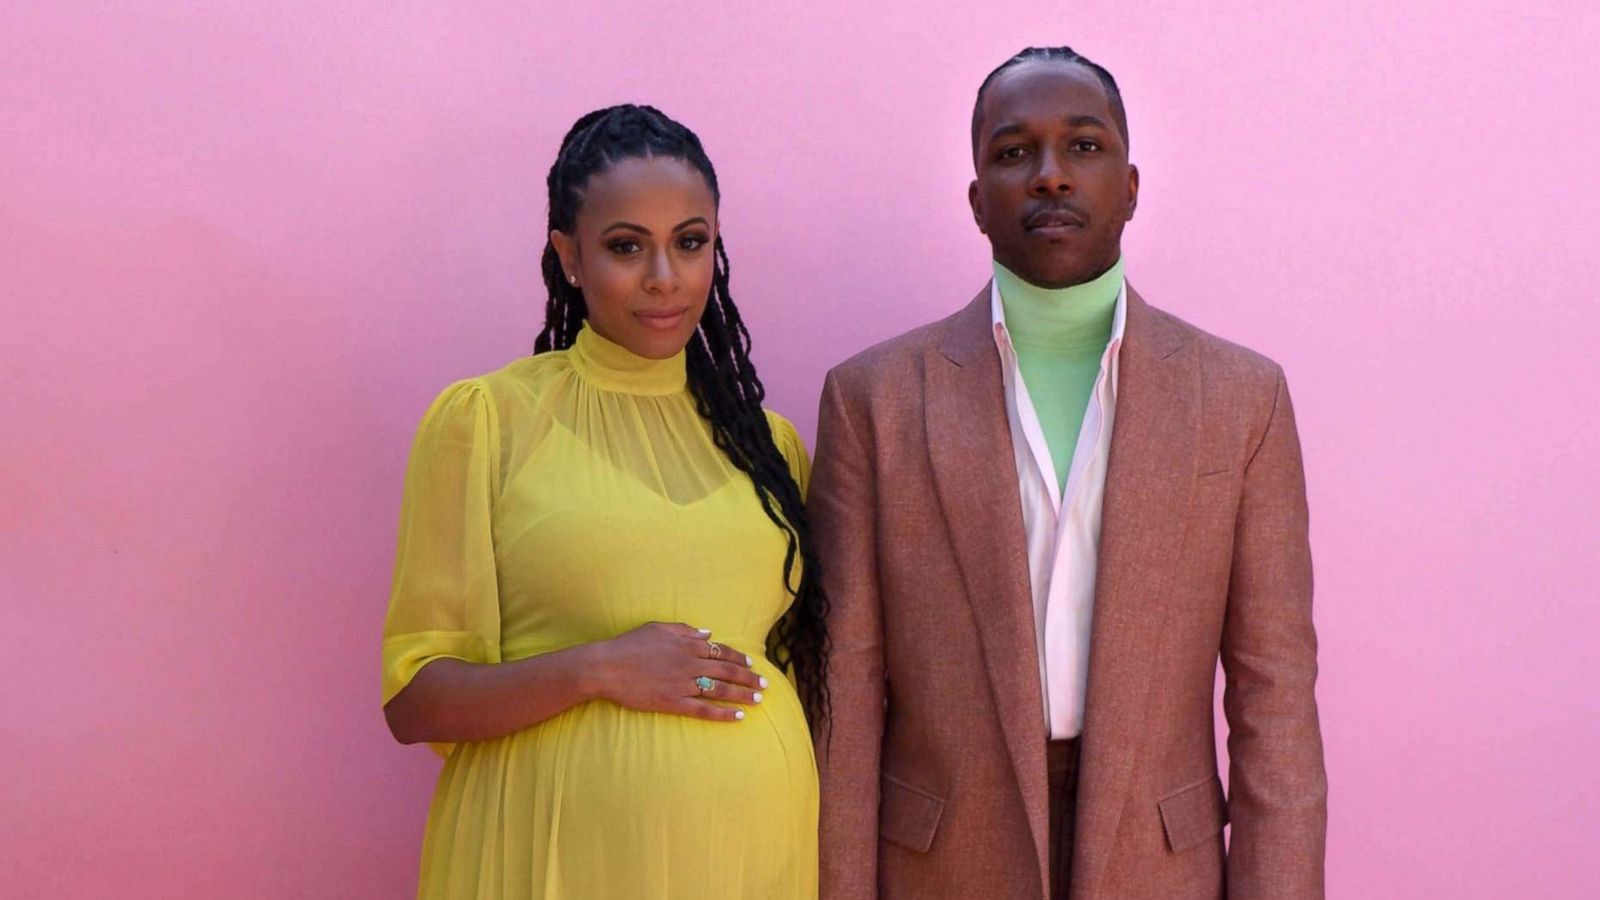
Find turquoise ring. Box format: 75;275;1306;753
695;676;715;694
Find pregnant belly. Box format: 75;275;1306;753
433;672;818;852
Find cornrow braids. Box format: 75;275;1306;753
535;104;831;729
971;45;1130;158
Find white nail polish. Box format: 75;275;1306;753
745;654;754;666
697;628;712;635
759;676;769;689
753;692;763;704
735;710;745;720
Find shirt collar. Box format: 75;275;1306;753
991;271;1128;400
569;324;688;396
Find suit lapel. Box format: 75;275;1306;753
1071;287;1199;896
924;287;1052;894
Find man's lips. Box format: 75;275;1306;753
1024;208;1087;231
633;306;690;330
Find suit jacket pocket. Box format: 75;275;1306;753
879;773;945;853
1157;775;1229;853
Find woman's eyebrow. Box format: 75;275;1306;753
600;216;710;236
601;221;650;236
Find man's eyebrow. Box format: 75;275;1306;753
987;114;1107;144
987;122;1028;143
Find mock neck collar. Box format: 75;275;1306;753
569;324;687;396
993;256;1123;353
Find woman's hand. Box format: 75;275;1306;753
591;622;768;722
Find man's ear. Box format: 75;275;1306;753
1126;164;1140;221
968;180;987;234
550;229;580;286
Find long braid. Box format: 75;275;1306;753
535;108;612;353
536;105;831;728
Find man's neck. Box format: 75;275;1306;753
993;257;1123;352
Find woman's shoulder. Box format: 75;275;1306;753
480;349;575;392
449;351;575;404
762;408;803;444
761;408;812;488
418;352;574;429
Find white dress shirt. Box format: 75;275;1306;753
990;277;1127;739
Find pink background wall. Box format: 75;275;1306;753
4;2;1597;897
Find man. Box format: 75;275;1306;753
811;46;1327;899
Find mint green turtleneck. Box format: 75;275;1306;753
994;257;1123;495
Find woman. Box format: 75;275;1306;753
381;104;827;899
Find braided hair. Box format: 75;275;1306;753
536;104;830;728
972;46;1129;155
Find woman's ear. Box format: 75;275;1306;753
550;229;580;287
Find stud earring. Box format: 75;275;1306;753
567;275;577;286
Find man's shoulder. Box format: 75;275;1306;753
824;301;975;394
1144;297;1286;392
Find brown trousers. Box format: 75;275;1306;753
1047;738;1081;900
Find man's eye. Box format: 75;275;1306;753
1073;139;1101;152
996;146;1028;161
607;240;641;254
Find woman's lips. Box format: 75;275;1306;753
634;307;689;330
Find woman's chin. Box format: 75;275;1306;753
621;326;695;360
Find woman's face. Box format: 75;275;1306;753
550;156;719;360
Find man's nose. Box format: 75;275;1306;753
1029;148;1074;195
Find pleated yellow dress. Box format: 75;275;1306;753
382;325;819;899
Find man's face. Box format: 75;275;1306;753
969;61;1139;288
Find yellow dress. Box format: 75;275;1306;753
382;326;819;899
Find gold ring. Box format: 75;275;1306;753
707;640;722;659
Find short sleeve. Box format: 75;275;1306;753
381;379;503;707
765;410;813;499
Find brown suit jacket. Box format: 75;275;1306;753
810;286;1327;900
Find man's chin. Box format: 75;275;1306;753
1002;260;1099;290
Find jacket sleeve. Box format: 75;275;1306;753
810;369;887;900
1221;368;1329;898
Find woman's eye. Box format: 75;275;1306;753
678;234;709;251
607;240;641;255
